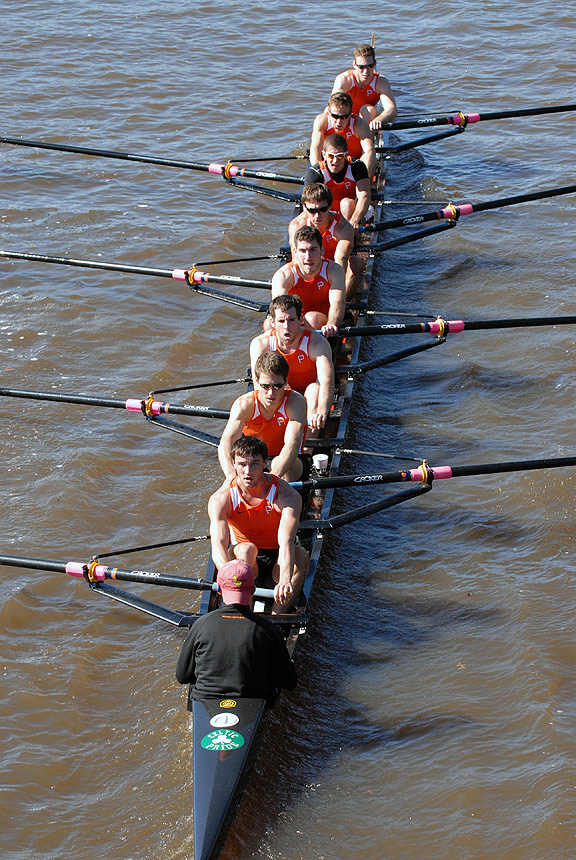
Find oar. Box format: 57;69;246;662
291;454;576;491
0;552;275;599
383;102;576;131
0;249;270;312
337;313;576;338
0;385;230;420
0;135;304;185
360;183;576;233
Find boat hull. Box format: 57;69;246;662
192;696;267;860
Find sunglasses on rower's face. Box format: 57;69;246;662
323;151;347;161
305;205;330;214
330;112;351;120
355;61;375;69
258;382;285;391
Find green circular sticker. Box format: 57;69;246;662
201;729;245;751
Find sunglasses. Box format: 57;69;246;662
330;112;351;120
305;205;330;214
355;61;375;69
323;151;347;160
258;382;285;392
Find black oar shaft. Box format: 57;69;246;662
0;135;304;184
340;314;576;338
292;455;576;490
387;102;576;130
364;183;576;232
0;553;274;598
0;386;230;419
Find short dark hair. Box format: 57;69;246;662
293;225;322;248
231;436;268;462
254;351;289;381
269;294;303;318
323;133;348;153
301;183;333;207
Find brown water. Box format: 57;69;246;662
2;3;575;859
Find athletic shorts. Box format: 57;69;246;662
255;548;279;589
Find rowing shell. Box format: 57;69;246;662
190;133;390;860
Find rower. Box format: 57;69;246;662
175;559;297;706
289;183;363;299
310;91;376;176
304;134;371;230
331;43;397;131
271;224;346;334
218;351;308;482
208;436;308;614
250;294;335;434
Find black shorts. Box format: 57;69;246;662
255;548;279;589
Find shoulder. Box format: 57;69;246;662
276;478;302;510
250;330;270;354
351;159;369;180
312;111;329;131
208;480;232;508
307;329;333;358
353;115;372;139
231;391;253;415
333;70;354;91
335;215;355;240
286;389;307;417
327;259;345;282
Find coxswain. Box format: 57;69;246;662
208;436;308;613
331;43;397;131
304;134;371;229
289;183;363;299
218;351;308;482
175;559;297;706
271;224;346;334
250;294;334;434
310;92;376;177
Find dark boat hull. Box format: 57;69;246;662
192;696;267;860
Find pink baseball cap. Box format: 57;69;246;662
217;560;255;605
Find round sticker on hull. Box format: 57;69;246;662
201;730;245;751
219;699;237;708
210;712;240;728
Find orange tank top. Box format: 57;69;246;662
346;69;380;114
242;390;303;456
324;115;363;160
228;475;282;549
306;211;342;261
287;259;331;317
269;327;318;394
319;160;356;212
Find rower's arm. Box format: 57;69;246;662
269;396;307;480
218;397;251;479
349;177;372;229
371;77;398;129
249;334;267;382
208;488;233;571
275;490;302;599
311;342;335;426
309;113;327;166
325;261;346;332
287;213;304;256
333;218;355;272
356;117;377;177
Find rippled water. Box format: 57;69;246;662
2;2;575;859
